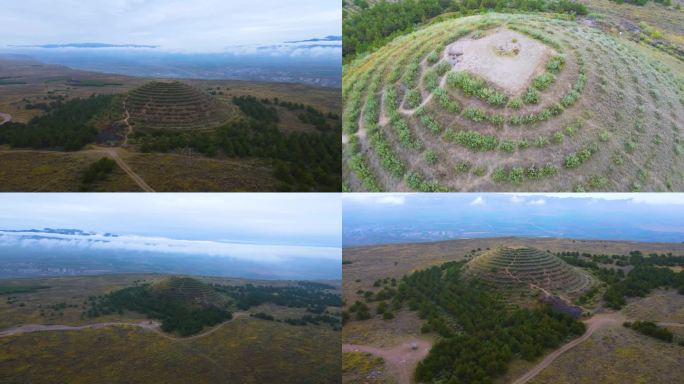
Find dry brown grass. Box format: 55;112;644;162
527;321;684;384
0;151;140;192
124;152;278;192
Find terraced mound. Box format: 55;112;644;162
464;246;594;296
152;277;221;307
343;13;684;192
126;81;230;131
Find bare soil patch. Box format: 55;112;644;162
446;28;555;95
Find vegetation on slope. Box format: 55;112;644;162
84;282;231;337
405;262;584;383
134;116;341;192
342;0;587;59
0;95;116;150
623;320;674;342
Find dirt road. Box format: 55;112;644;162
121;100;133;146
0;146;154;192
100;147;155;192
512;313;624;384
657;322;684;328
343;339;432;384
0;321;161;338
0;312;249;340
0;112;11;125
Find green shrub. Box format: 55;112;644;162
599;131;610;142
553;131;564;144
489;114;504;126
423;70;439;92
507;98;522;109
426;51;440;65
499;140;516;153
454;161;472;174
434;88;460;113
612;151;625;165
473;166;487;177
349;154;382;192
523;88;539;104
445;129;499;151
535;136;548;148
546;55;566;73
517;139;529;149
420;114;441;134
533;73;555;90
424;150;438;165
406;89;422;109
434;61;452;76
463;107;487;122
404;172;447;192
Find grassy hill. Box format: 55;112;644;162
342;238;684;383
343;13;684;192
0;274;341;383
464;246;595;297
0;58;341;192
126;81;232;132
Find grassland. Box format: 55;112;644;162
0;57;341;191
342;12;684;191
0;274;341;383
527;317;684;384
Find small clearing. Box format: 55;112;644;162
343;339;432;384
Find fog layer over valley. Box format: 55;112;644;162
0;228;340;280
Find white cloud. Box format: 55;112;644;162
509;193;684;205
470;196;486;206
0;0;341;53
510;196;525;204
0;231;340;263
343;193;410;205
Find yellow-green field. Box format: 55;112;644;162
0;274;341;383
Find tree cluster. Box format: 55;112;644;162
624;321;674;342
343;0;587;59
83;285;232;337
135;118;341;191
390;262;585;383
213;283;341;313
0;95;115;150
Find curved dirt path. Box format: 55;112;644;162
0;311;249;340
343;339;432;384
0;321;161;338
121;100;133;146
512;313;623;384
657;322;684;328
0;147;154;192
100;148;155;192
0;112;11;125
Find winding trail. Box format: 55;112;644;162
0;112;11;125
343;339;432;384
121;100;133;146
0;311;249;340
101;148;155;192
0;147;154;192
512;313;624;384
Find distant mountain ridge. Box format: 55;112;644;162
9;43;158;49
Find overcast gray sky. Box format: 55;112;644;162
0;0;341;52
0;193;341;247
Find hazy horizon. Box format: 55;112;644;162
0;194;341;280
343;193;684;247
0;0;341;54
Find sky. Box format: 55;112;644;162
343;193;684;246
0;193;341;248
0;0;341;53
